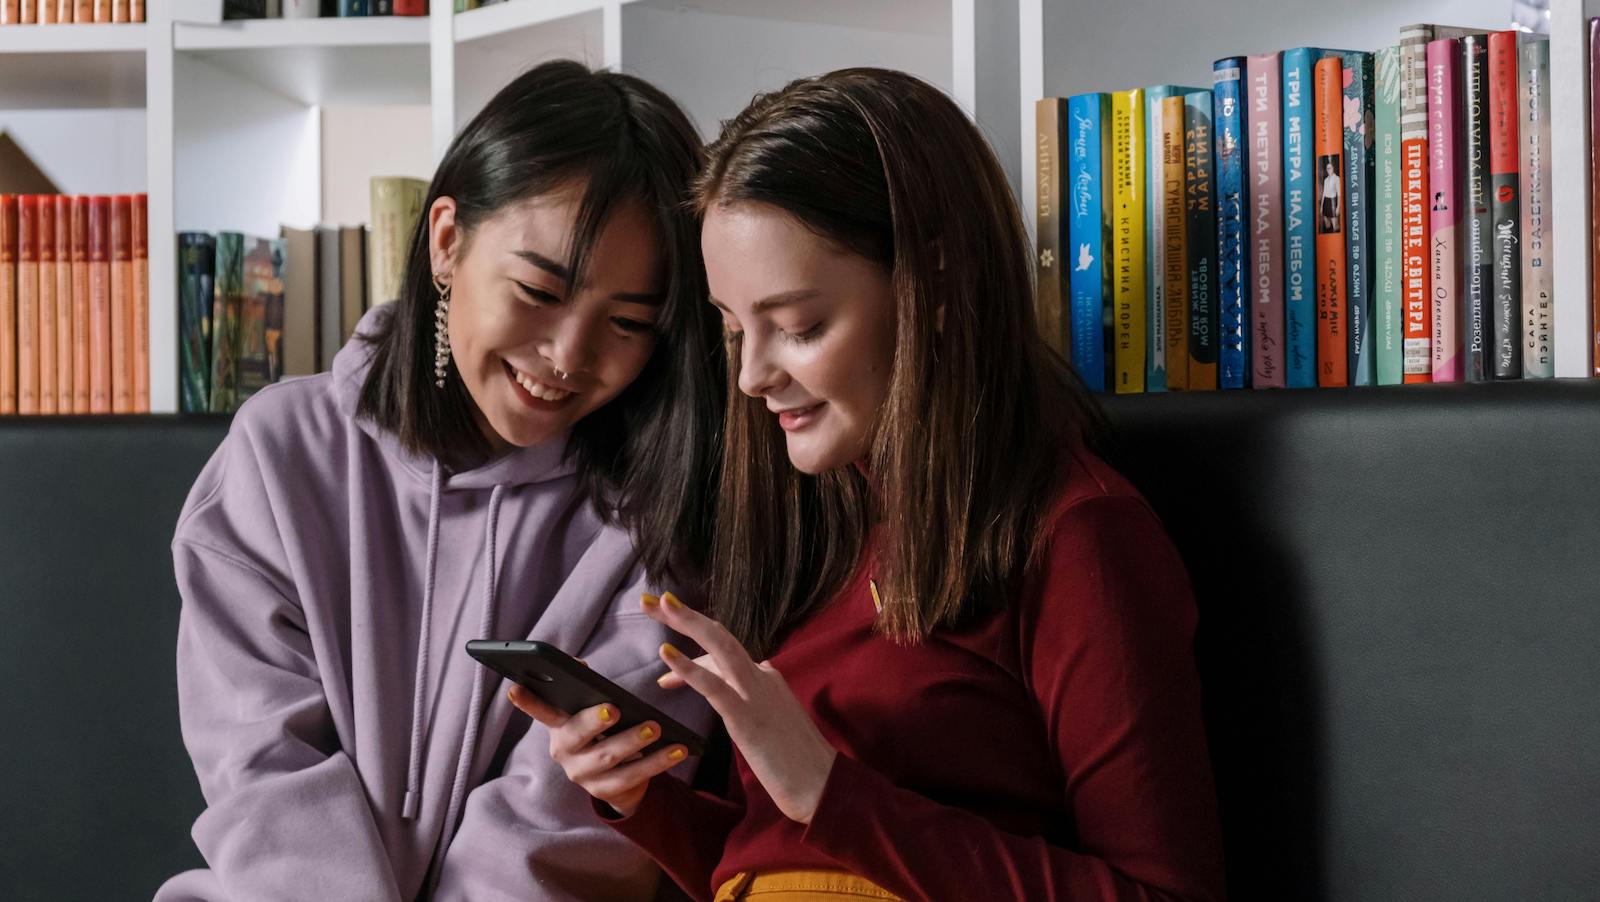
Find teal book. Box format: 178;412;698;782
1372;46;1404;385
178;232;215;414
1341;51;1376;386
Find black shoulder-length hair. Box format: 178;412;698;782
357;60;724;583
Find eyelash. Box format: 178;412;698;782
785;323;823;344
515;282;655;337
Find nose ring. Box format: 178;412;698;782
553;368;569;381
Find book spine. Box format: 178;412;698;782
0;0;18;25
1460;35;1492;383
1034;98;1070;359
1342;52;1376;386
1145;89;1169;391
1247;53;1285;388
1161;94;1188;390
1111;88;1147;393
1313;57;1349;386
1066;93;1107;391
0;196;15;415
177;234;214;414
133;194;148;412
372;0;391;13
20;0;34;22
92;0;109;23
54;195;72;412
110;196;132;413
1282;49;1319;387
394;0;425;13
1400;25;1435;382
18;196;38;415
338;0;366;16
37;195;56;415
1426;39;1462;383
88;197;111;415
1519;36;1553;378
210;233;244;413
1593;18;1600;376
70;196;89;414
112;0;127;22
1185;90;1218;391
73;0;89;22
282;0;319;17
1488;30;1523;380
1213;59;1250;389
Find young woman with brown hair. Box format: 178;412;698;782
513;68;1225;901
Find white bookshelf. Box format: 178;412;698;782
1018;0;1597;378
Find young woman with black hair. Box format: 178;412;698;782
158;61;723;901
517;68;1226;901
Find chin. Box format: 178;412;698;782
784;437;855;475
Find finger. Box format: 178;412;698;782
658;641;740;710
507;685;568;728
655;652;719;689
642;592;755;686
549;702;621;758
587;745;692;801
565;720;666;783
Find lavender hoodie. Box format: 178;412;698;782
157;306;711;901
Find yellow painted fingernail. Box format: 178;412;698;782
639;724;656;741
597;706;613;724
660;642;683;661
656;672;673;687
507;688;516;704
663;592;684;610
668;747;687;763
641;593;660;608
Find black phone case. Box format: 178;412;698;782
466;639;707;757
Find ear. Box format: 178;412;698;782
428;196;459;284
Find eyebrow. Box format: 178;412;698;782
514;249;664;306
709;289;822;314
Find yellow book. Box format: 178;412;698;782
1111;89;1146;393
1161;94;1189;390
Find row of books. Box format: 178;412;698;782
181;175;425;412
0;0;143;23
1036;22;1571;393
223;0;426;17
0;194;150;415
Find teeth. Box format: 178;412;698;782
513;367;573;402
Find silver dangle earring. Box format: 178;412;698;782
432;274;451;388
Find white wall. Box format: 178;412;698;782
0;110;146;194
320;104;433;228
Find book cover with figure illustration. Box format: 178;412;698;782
1066;93;1110;390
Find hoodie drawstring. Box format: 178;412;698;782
401;462;445;821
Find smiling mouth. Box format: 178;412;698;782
775;402;825;431
503;360;575;404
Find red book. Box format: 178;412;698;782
110;196;132;414
70;196;91;414
17;195;39;415
37;196;56;415
1313;57;1348;386
88;196;111;415
54;195;72;412
0;196;15;415
1488;31;1522;379
395;0;425;13
133;194;149;413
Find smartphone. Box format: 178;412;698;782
466;639;707;757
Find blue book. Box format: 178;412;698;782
1280;48;1322;388
339;0;368;15
1067;93;1111;391
1212;58;1250;389
1144;85;1206;391
1340;51;1376;386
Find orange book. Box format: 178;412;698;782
39;0;53;21
91;0;108;22
110;196;132;414
0;0;19;26
1161;94;1189;390
133;194;148;412
74;0;90;22
131;0;139;21
20;0;35;23
0;196;15;415
51;0;71;22
18;196;39;415
70;196;91;414
38;196;56;416
1313;57;1349;387
55;195;72;412
88;197;111;414
111;0;125;22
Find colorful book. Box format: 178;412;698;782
1282;48;1330;387
88;196;111;414
1488;30;1523;379
1247;52;1285;388
0;196;14;414
237;237;285;404
1034;98;1070;359
1111;88;1147;393
1213;58;1250;389
210;233;245;413
1313;56;1348;387
1184;89;1218;391
54;195;72;411
1341;51;1376;386
38;195;56;415
1427;38;1462;383
70;196;89;414
1519;35;1552;379
110;196;132;413
1066;93;1111;390
133;194;149;413
1158;92;1191;390
1460;35;1492;383
1145;86;1204;390
17;196;38;415
178;233;215;414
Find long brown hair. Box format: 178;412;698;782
698;68;1102;656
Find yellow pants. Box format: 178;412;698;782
713;870;901;901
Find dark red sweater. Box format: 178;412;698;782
607;449;1226;901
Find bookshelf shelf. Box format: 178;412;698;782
0;22;148;53
453;0;608;44
173;15;429;50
